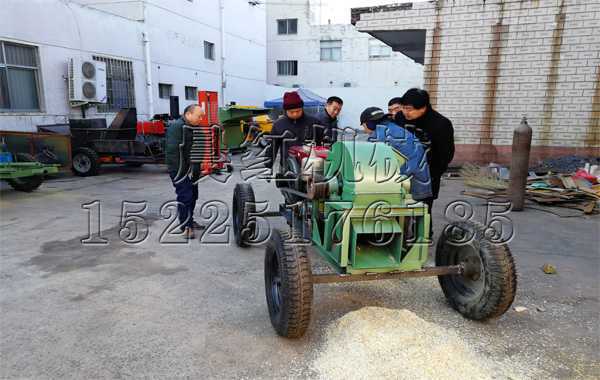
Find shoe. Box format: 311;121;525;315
184;227;196;240
192;221;205;230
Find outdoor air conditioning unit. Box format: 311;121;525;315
68;57;107;104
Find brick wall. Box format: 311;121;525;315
355;0;600;164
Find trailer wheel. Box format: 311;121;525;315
436;221;517;321
232;183;256;247
265;229;313;338
7;153;43;192
72;147;100;176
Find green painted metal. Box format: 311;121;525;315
219;106;271;150
311;141;430;274
0;162;59;179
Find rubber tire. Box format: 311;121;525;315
264;229;313;338
7;153;43;192
72;147;100;177
232;183;256;247
436;221;517;321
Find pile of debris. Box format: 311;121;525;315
460;161;600;215
530;155;600;174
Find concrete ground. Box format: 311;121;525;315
0;160;598;379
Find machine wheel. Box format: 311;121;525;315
232;183;256;247
436;221;517;321
264;229;313;338
7;153;43;192
72;147;100;176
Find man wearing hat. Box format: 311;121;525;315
360;106;433;203
264;91;323;168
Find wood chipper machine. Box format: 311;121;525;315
232;138;517;338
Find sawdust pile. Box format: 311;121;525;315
313;307;504;380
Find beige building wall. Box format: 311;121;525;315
355;0;600;163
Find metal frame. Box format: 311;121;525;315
312;265;463;284
92;55;136;113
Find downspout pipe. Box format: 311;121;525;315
142;4;154;118
219;0;226;106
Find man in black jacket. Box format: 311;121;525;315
394;88;455;232
264;91;322;169
315;96;343;143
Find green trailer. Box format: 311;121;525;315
218;106;271;152
0;153;59;192
232;140;517;338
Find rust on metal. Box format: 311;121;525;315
509;117;533;211
312;265;464;284
541;0;566;144
585;69;600;148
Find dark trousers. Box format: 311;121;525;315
424;175;441;236
170;173;198;229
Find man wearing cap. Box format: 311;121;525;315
264;91;322;168
360;106;432;203
394;88;455;230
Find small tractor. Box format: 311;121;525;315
232;136;517;338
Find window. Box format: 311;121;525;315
320;40;342;61
93;55;135;112
277;19;297;35
277;60;298;76
0;41;41;111
158;83;172;99
185;86;197;101
369;39;392;58
204;41;215;60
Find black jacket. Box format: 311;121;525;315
394;108;454;179
264;113;322;168
315;109;338;143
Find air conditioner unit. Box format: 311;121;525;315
68;57;107;104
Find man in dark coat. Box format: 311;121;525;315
165;104;205;239
264;91;322;169
394;88;455;230
315;96;343;143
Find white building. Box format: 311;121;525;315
266;0;423;89
0;0;267;132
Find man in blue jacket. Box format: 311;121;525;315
359;106;433;203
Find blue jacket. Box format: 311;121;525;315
369;119;433;201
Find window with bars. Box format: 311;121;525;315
158;83;172;99
369;39;392;58
204;41;215;60
185;86;197;101
277;19;297;35
92;55;135;112
0;41;41;112
277;60;298;76
320;40;342;61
